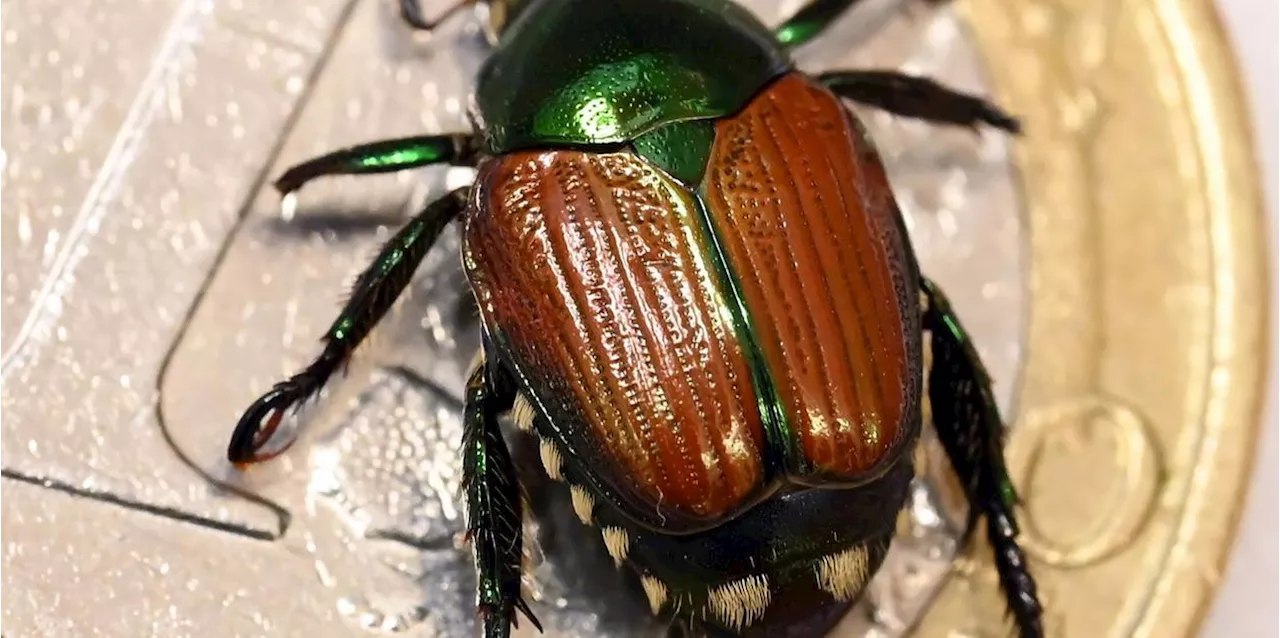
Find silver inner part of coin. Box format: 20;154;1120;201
147;0;1028;635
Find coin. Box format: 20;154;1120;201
894;0;1271;636
102;1;1269;638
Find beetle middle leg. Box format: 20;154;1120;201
460;349;543;638
921;277;1044;638
820;70;1023;134
226;187;470;465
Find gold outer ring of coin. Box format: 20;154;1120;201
895;0;1270;636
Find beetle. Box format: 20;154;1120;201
225;0;1043;636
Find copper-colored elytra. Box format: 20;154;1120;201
464;149;766;520
700;72;915;478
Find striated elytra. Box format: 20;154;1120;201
226;1;1042;636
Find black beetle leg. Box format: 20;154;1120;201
462;349;543;638
776;0;957;49
775;0;861;47
819;70;1023;135
272;133;479;197
399;0;477;32
226;188;471;466
921;278;1043;638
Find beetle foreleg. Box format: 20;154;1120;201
399;0;469;31
273;133;479;196
775;0;862;48
921;278;1043;638
776;0;958;49
820;70;1022;135
462;354;542;638
226;188;470;466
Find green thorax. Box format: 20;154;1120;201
473;0;792;153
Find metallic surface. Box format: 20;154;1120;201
702;72;919;480
0;1;1267;638
1200;2;1277;635
904;0;1270;636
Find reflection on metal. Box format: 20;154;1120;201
166;2;1025;634
6;0;1267;634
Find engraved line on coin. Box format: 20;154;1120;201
1007;395;1166;569
151;0;366;539
0;468;274;540
1128;3;1263;636
0;0;209;379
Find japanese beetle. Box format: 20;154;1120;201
226;0;1043;636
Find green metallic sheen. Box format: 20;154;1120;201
632;119;716;186
774;0;859;48
321;191;462;348
272;134;470;195
357;143;451;169
473;0;792;153
686;192;800;475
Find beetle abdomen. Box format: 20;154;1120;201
700;72;922;480
464;150;767;525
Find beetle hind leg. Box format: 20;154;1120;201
820;70;1022;135
461;350;542;637
921;278;1044;638
226;188;470;465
